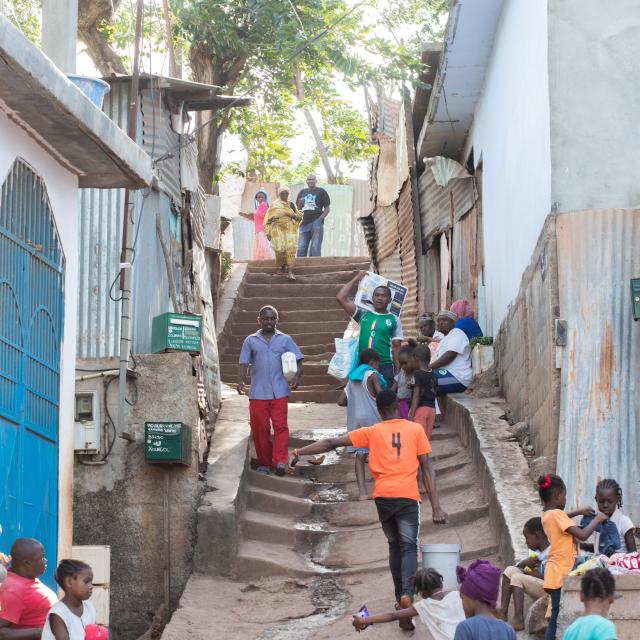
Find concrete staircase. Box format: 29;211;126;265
218;257;371;403
236;425;502;582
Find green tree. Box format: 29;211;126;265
3;0;42;44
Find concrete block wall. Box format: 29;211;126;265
74;354;201;640
494;214;561;464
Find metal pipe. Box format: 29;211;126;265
117;0;145;438
75;370;119;382
163;472;171;609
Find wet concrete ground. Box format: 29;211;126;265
163;403;511;639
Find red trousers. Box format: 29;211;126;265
249;397;290;467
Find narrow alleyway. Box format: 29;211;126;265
218;257;370;403
162;257;505;639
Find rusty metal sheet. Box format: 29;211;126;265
556;209;640;523
398;180;418;335
422;245;441;314
373;204;399;260
377;138;401;207
348;178;373;218
419;168;452;247
359;215;377;266
451;177;476;223
451;208;478;303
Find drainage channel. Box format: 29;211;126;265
255;576;349;640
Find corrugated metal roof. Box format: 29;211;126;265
419;168;452;246
556;209;640;523
141;88;182;206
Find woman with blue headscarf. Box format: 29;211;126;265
239;189;273;260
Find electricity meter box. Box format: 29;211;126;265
631;278;640;321
151;313;202;354
144;422;191;465
74;391;101;454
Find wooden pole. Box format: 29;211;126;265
161;0;178;78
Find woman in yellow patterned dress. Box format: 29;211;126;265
264;186;303;280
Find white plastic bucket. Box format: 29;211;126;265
421;543;461;590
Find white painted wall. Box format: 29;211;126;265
470;0;551;335
0;111;79;563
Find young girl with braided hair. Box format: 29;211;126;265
537;474;609;640
563;567;618;640
587;478;636;555
351;567;465;639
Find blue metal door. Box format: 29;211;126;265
0;160;64;588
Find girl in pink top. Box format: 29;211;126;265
240;190;272;260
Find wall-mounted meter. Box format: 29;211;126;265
74;391;101;454
631;278;640;321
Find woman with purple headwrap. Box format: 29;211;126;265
454;560;516;640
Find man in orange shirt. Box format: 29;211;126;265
290;390;447;628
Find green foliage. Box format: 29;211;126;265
220;251;232;282
470;336;494;348
316;95;376;178
98;0;168;73
3;0;42;46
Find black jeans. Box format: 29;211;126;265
546;588;562;640
375;497;420;601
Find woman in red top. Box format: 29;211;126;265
239;190;272;260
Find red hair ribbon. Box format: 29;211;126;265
539;474;552;489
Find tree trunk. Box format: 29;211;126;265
189;45;246;194
77;0;127;75
294;71;336;184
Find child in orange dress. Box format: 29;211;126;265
537;474;609;640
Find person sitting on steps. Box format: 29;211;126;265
290;390;447;632
498;517;550;631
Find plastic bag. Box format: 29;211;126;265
281;352;298;381
328;337;358;381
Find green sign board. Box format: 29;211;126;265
151;313;202;353
144;422;191;465
632;278;640;321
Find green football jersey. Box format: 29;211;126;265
354;309;403;364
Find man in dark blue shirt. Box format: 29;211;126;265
296;174;331;257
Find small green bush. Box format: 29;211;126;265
470;336;494;348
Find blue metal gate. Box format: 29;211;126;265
0;160;64;587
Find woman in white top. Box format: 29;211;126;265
41;560;97;640
430;310;473;395
352;567;465;639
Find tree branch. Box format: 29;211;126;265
294;71;336;183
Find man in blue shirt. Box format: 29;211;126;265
238;306;304;475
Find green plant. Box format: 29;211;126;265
470;336;494;349
220;251;232;283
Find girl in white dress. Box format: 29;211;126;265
41;559;97;640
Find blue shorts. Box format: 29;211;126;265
434;368;467;395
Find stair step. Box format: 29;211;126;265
223;332;339;349
236;540;317;578
235;297;342;312
244;270;356;285
246;486;313;516
242;283;343;298
247;256;370;268
230;310;350;324
247;264;369;277
221;374;339;389
247;468;311;497
241;509;298;546
221;343;335;358
223;321;348;337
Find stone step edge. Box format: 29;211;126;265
443;395;540;565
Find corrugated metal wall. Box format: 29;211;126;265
140;89;181;206
556;210;640;522
77;82;177;357
290;183;355;257
397;180;418;334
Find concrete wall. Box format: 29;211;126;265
548;0;640;212
469;0;551;335
0;111;79;565
73;353;200;639
494;215;561;464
